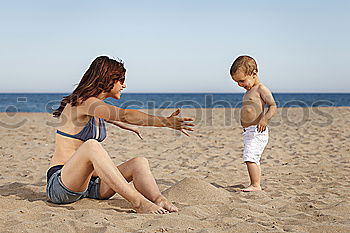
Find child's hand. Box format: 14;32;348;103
257;117;267;133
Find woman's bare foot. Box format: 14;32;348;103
133;197;169;214
241;185;262;192
154;195;179;212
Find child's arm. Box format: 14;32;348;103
106;120;143;140
257;85;277;132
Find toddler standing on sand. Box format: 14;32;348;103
230;55;276;191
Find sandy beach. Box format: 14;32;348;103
0;107;349;233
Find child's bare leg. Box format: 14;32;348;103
60;139;168;214
99;157;178;212
241;161;262;192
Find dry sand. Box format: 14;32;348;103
0;107;349;233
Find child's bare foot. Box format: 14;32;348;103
241;185;262;192
133;197;169;214
154;195;179;212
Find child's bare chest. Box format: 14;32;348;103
242;90;263;105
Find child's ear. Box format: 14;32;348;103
252;70;258;78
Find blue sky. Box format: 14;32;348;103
0;0;349;93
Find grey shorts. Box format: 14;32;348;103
46;169;108;204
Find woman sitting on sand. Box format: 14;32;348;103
47;56;194;214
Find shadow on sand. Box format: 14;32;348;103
0;181;46;202
210;182;245;192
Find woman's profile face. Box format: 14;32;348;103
108;78;126;100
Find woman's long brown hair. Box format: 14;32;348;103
53;56;126;118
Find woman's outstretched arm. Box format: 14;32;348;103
83;97;194;136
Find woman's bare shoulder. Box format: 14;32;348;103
83;97;102;105
80;97;124;120
79;97;106;111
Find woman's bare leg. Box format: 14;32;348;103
60;139;168;214
99;157;178;212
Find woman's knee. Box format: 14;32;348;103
131;156;149;167
82;139;106;154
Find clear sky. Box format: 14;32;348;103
0;0;349;93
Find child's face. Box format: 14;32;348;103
231;71;256;91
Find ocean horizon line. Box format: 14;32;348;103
1;92;350;112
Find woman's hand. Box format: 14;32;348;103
107;120;143;140
129;127;143;140
167;109;195;136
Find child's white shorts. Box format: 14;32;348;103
243;125;269;165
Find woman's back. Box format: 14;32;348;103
50;104;95;166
